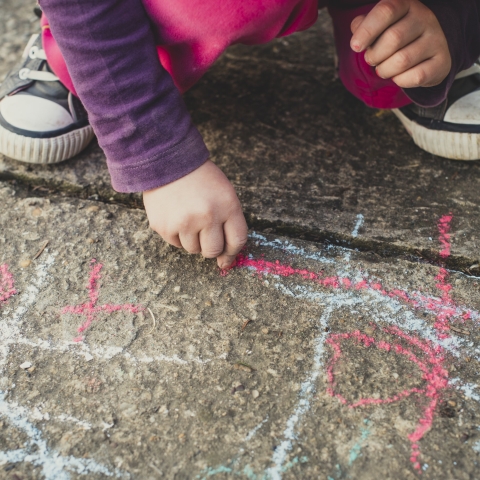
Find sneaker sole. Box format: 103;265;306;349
392;108;480;161
0;123;94;164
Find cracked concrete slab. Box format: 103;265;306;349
1;2;479;273
0;184;479;479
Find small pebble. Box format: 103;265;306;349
173;286;181;293
448;400;457;407
262;328;269;334
364;327;374;335
20;362;32;370
204;300;212;307
86;238;95;244
32;207;42;217
252;390;260;399
86;205;100;213
234;363;253;373
19;259;31;268
267;368;278;376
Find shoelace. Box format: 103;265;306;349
18;34;59;82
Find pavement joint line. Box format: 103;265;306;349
1;178;479;276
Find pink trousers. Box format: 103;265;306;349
41;1;411;109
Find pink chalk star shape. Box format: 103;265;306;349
0;264;17;305
61;259;144;342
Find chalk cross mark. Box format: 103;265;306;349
61;260;144;342
0;264;16;305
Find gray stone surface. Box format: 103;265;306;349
1;5;480;477
1;2;479;273
0;184;480;479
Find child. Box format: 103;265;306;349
1;0;480;270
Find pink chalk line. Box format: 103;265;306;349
325;327;448;471
222;214;466;470
0;264;17;305
433;214;455;339
230;214;472;338
61;260;144;342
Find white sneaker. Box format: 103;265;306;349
393;64;480;160
0;34;94;164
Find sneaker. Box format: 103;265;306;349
393;64;480;160
0;34;94;164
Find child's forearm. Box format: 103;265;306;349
39;0;209;193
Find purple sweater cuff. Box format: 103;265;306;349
403;0;480;107
39;0;209;193
109;129;209;193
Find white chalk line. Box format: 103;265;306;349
0;254;56;372
343;213;364;266
251;216;479;478
0;255;123;478
266;309;331;480
244;415;270;443
0;392;125;479
351;214;365;239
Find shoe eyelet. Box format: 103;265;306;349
19;68;30;80
29;46;39;59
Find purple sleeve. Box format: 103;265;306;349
38;0;209;193
404;0;480;107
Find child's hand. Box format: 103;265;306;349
350;0;451;88
143;160;248;269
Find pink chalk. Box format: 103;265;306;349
225;214;462;470
438;214;453;259
326;326;448;471
61;260;144;342
0;264;16;305
233;214;464;341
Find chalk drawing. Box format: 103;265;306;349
343;214;363;263
326;327;448;470
60;260;144;342
0;255;56;372
450;378;480;403
207;212;479;477
0;264;16;305
265;310;330;480
1;212;477;478
0;392;124;479
351;214;365;239
348;419;371;465
244;415;269;442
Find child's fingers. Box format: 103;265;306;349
374;35;434;80
164;233;182;249
199;225;225;259
391;56;450;88
179;231;202;254
364;14;423;66
350;15;366;35
216;211;248;270
350;0;409;52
